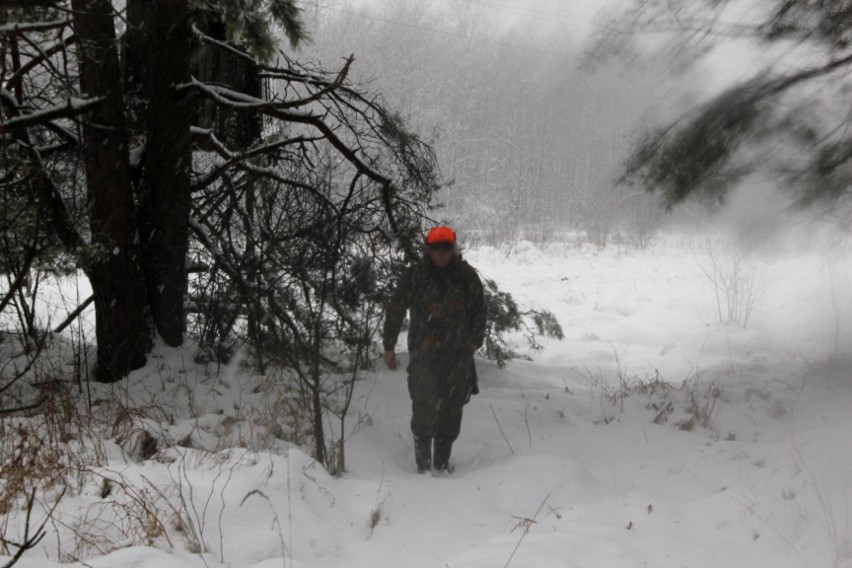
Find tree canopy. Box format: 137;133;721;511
614;0;852;217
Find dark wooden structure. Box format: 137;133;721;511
192;18;263;149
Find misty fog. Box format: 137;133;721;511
2;1;851;567
293;0;852;356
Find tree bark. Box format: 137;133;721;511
124;0;154;133
137;0;193;346
71;0;152;381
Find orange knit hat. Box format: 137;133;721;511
425;226;456;245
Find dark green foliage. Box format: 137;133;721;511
336;256;380;310
529;309;565;342
795;137;852;207
761;0;852;51
622;82;767;209
482;278;564;368
192;0;308;59
268;0;307;48
620;0;852;210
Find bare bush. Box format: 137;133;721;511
617;193;664;250
1;488;64;568
0;372;104;515
64;471;172;561
584;347;722;432
792;443;852;566
698;236;770;328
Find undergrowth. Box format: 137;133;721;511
584;350;723;433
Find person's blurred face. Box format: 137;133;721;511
427;242;454;268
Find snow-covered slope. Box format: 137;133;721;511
4;235;851;568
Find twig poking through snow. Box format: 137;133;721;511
504;493;551;568
1;487;65;568
240;490;290;568
490;404;514;454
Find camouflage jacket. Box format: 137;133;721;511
383;254;487;357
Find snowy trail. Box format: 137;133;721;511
326;355;851;568
292;237;852;568
5;236;852;568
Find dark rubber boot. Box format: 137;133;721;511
433;436;454;473
414;435;432;473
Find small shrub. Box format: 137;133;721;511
585;352;722;433
698;236;770;328
482;278;564;368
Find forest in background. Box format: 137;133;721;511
296;0;852;252
299;0;669;246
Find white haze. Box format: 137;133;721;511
4;3;852;568
296;0;852;376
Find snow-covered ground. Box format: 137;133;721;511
4;234;852;568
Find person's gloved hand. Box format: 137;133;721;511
384;350;398;370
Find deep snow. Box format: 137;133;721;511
3;234;852;568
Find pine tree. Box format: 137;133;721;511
0;0;431;381
615;0;852;212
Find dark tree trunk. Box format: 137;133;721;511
244;183;266;372
71;0;152;381
312;381;326;465
124;0;154;129
136;0;193;346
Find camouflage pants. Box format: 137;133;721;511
407;351;474;441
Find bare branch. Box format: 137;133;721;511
0;95;102;135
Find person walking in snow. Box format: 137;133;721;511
383;226;487;474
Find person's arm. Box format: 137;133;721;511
467;269;487;351
382;266;413;368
